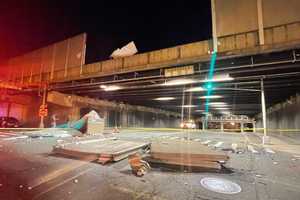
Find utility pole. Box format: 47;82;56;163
188;91;192;121
181;87;185;123
261;78;268;144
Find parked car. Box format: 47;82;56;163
0;117;21;128
180;120;196;129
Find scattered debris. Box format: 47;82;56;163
201;140;211;145
264;148;275;154
293;155;300;159
74;179;78;183
128;153;151;177
273;161;278;165
112;127;120;134
231;143;238;152
214;142;224;148
247;145;258;154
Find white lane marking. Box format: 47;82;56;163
231;143;238;152
0;132;19;136
247;145;258;153
264;148;275;154
3;135;28;141
201;140;211;145
214;141;224;148
0;135;8;137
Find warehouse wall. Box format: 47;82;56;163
256;94;300;133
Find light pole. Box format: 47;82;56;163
261;78;268;144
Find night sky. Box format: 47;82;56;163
0;0;211;64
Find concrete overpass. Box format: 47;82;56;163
1;20;300;130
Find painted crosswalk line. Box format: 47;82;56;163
3;135;28;141
0;132;27;141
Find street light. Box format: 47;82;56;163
185;86;205;92
154;97;175;101
102;85;122;91
199;95;223;99
163;78;196;86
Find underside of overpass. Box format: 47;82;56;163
47;47;300;121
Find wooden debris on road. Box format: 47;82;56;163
148;140;229;170
128;153;151;177
52;136;149;164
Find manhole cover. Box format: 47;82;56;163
200;177;241;194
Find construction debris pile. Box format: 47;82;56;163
147;140;229;171
53;136;149;164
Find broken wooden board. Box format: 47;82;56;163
53;136;149;164
149;140;229;170
146;157;221;170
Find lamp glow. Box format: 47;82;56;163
154;97;175;101
103;85;122;91
163;79;196;86
185;87;205;92
180;105;197;108
199;95;222;99
213;107;230;110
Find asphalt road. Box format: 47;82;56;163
0;129;300;200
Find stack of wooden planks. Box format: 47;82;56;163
53;136;149;164
148;140;229;170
